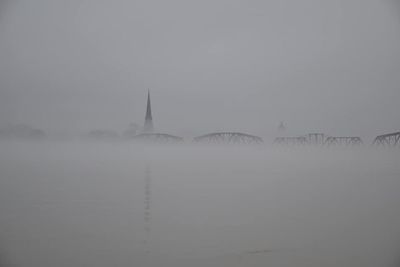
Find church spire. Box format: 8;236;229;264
143;90;154;133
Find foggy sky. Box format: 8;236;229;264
0;0;399;138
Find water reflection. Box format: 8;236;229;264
144;164;152;255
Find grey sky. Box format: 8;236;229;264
0;0;399;138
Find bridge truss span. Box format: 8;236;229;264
324;137;363;147
274;134;364;147
273;137;308;146
373;132;400;147
193;132;263;145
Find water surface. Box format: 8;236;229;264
0;141;399;266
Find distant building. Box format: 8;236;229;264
142;90;154;133
278;121;286;133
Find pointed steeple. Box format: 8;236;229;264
143;90;154;133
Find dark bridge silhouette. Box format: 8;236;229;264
273;137;308;146
274;133;363;147
133;133;184;143
193;132;263;144
373;132;400;147
324;137;363;147
273;133;327;146
306;133;326;146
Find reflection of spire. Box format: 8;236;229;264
144;164;151;253
143;90;154;133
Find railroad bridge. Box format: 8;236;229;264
135;91;399;147
373;132;400;147
324;137;363;147
193;132;263;144
274;133;363;147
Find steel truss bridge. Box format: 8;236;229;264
324;137;363;147
273;137;308;146
193;132;263;144
133;133;184;143
274;133;363;147
131;131;400;147
373;132;400;147
307;133;326;146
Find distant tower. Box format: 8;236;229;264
143;90;154;133
278;121;286;133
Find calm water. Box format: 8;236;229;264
0;141;399;267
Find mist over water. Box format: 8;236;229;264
1;0;400;266
0;141;399;267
